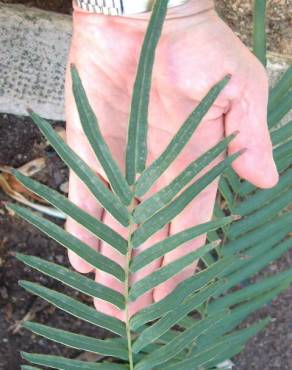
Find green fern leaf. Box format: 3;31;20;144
23;322;128;360
16;253;124;309
71;65;132;205
125;0;169;184
29;111;130;226
21;352;127;370
10;204;125;281
19;281;126;336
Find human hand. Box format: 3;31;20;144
65;0;278;320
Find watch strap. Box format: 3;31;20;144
75;0;189;16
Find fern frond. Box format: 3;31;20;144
14;1;291;368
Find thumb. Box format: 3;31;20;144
225;70;279;188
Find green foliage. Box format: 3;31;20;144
253;0;267;66
11;1;291;369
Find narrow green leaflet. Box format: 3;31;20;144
19;281;126;336
268;91;292;128
16;253;124;309
13;170;127;254
21;367;41;370
10;204;125;281
23;322;128;360
135;311;227;370
132;152;241;247
253;0;267;66
131;216;235;272
269;67;292;112
135;75;230;196
277;154;292;174
163;319;270;370
71;66;132;205
224;166;241;193
133;133;237;223
132;282;221;353
125;0;168;184
221;227;290;277
233;168;292;216
228;188;292;239
271;121;292;146
131;258;232;330
21;352;127;370
218;238;292;296
29;111;129;226
191;287;287;357
222;212;292;256
129;241;219;301
209;277;291;318
204;346;243;370
274;140;292;159
219;176;234;210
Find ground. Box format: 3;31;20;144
0;1;291;369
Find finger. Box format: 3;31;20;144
153;117;224;302
225;68;279;188
130;225;169;317
94;210;126;320
94;210;168;320
66;171;103;274
154;180;218;302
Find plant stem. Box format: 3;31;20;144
125;196;135;370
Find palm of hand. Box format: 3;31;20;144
65;10;278;320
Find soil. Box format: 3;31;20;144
0;1;291;369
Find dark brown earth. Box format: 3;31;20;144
0;1;291;369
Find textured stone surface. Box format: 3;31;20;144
0;4;290;122
0;4;71;120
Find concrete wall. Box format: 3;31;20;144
0;4;71;120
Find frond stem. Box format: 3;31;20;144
125;194;135;370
